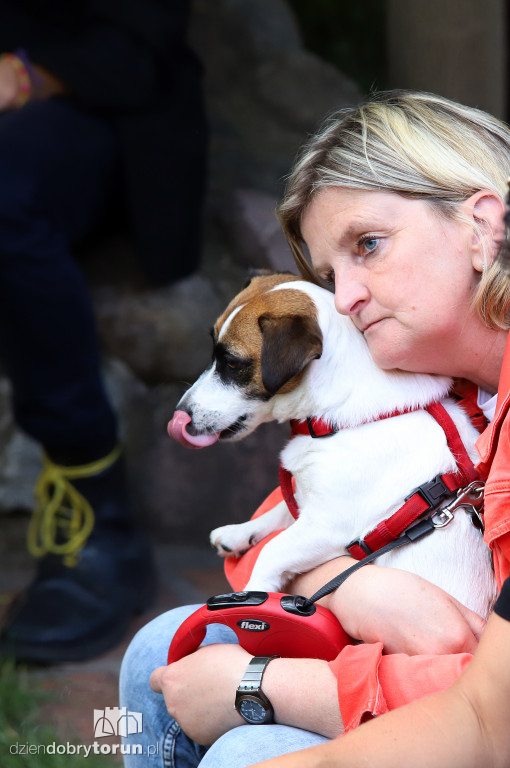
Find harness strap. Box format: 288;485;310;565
347;472;458;559
280;401;482;558
425;402;480;484
288;406;420;439
279;464;299;520
282;406;421;521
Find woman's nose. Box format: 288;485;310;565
334;279;370;316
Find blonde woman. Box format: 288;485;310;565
120;91;510;768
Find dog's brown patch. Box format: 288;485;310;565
214;275;322;396
214;273;302;334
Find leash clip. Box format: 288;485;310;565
431;507;454;528
432;480;485;530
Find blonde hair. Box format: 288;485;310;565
277;90;510;329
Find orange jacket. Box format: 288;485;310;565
224;336;510;731
476;333;510;589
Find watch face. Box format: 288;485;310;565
238;698;267;724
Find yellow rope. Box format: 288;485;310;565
27;445;122;568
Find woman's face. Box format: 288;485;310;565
301;187;483;376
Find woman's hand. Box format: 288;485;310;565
150;644;249;745
289;558;486;655
0;58;20;110
150;644;343;745
0;56;67;112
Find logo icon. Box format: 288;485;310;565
94;707;143;738
237;619;270;631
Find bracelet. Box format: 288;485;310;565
15;48;43;90
0;52;32;107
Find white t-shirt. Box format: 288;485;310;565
478;388;498;423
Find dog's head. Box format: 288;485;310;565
168;273;323;448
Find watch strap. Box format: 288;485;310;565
235;655;280;724
237;655;279;693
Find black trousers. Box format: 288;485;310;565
0;98;119;464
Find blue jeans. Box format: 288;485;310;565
119;605;330;767
0;98;119;464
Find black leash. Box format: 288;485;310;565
303;517;437;608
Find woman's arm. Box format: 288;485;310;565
249;610;510;768
289;557;485;654
150;644;342;746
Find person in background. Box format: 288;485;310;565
0;0;207;664
119;91;510;767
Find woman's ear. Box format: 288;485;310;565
463;190;506;272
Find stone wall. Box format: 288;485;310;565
387;0;507;119
0;0;361;544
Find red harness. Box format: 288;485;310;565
279;402;482;561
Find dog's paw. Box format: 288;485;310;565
210;523;261;557
244;576;284;593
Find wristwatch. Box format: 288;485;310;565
235;655;280;724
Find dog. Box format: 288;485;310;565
168;272;497;618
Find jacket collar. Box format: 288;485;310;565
476;332;510;471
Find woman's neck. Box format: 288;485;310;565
459;328;508;394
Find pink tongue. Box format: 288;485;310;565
167;410;220;449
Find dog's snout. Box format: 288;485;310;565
175;394;192;416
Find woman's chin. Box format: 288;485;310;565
369;345;416;373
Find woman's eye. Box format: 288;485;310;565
360;236;380;254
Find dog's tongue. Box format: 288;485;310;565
167;410;220;449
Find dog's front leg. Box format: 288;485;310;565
210;500;294;557
244;517;343;593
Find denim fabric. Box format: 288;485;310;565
119;605;330;767
0;98;119;463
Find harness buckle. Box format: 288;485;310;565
405;475;451;509
432;480;485;531
347;538;373;557
306;417;335;438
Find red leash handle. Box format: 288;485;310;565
167;592;351;664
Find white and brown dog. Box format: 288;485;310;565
168;273;496;618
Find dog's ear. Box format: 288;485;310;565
259;313;323;395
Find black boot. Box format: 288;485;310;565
0;447;157;663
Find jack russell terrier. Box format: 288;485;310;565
168;273;497;618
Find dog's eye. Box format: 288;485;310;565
215;345;253;380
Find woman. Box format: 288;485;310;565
120;91;510;767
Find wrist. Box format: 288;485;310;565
235;655;280;725
263;657;343;737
